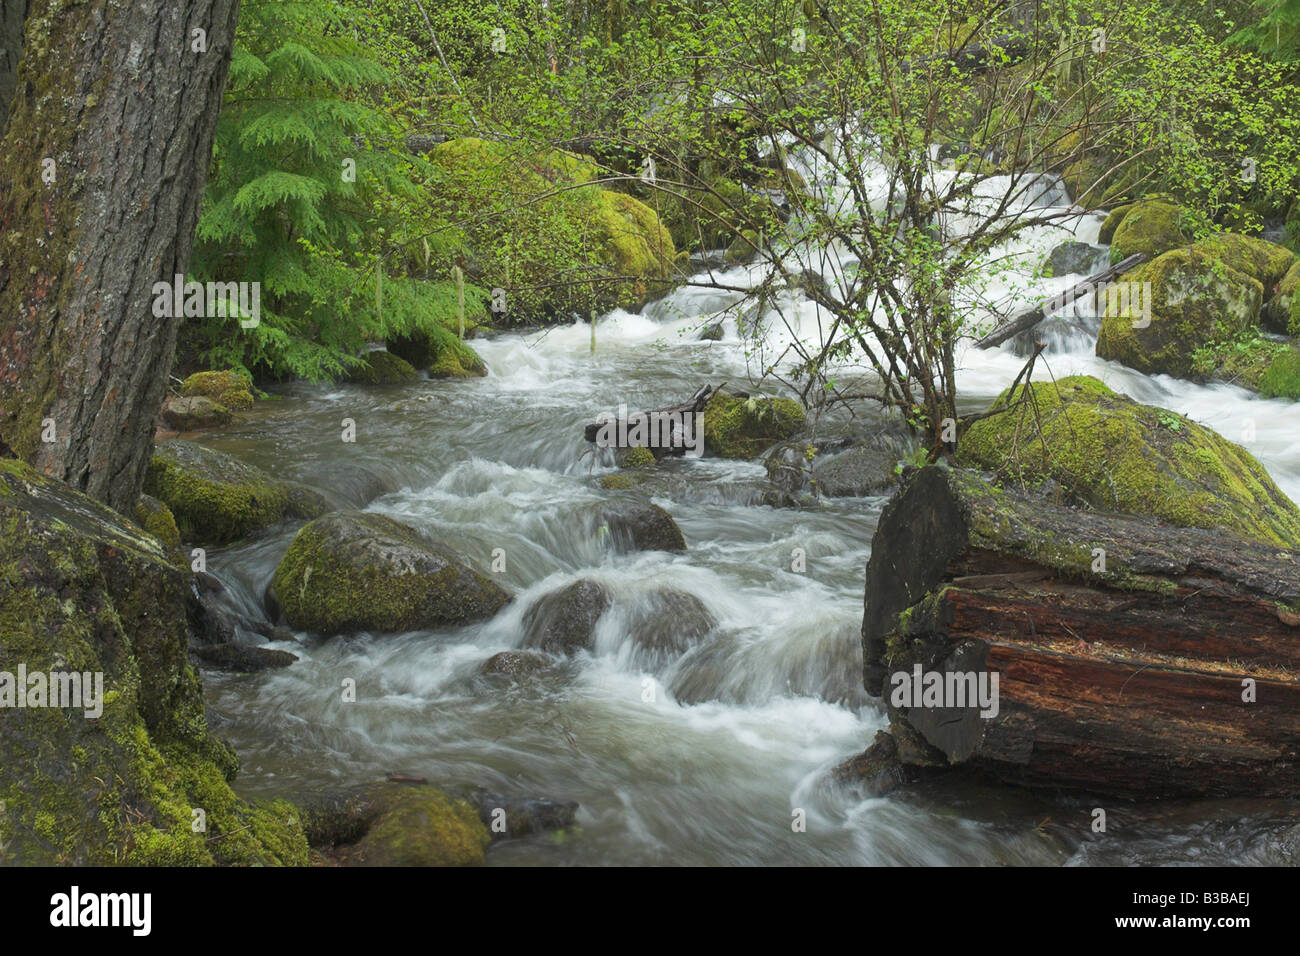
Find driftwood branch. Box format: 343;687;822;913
974;252;1147;350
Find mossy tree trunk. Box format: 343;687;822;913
0;0;239;513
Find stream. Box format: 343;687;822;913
196;168;1300;865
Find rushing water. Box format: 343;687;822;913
198;169;1300;865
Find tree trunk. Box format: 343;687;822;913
861;465;1300;798
0;0;239;513
0;0;28;131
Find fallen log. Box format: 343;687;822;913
859;464;1300;799
974;252;1147;349
583;383;718;456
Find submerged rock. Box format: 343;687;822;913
271;511;510;636
480;649;552;679
956;375;1300;547
191;642;298;672
0;459;307;865
467;789;579;840
522;579;611;654
765;428;918;506
588;499;687;552
628;588;716;656
144;439;289;545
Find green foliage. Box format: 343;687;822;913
188;0;472;381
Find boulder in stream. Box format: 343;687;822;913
522;579;611;654
161;394;232;431
588;499;687;552
271;511;510;635
344;349;419;385
1096;248;1263;378
0;459;307;864
144;439;289;545
702;391;806;459
956;375;1300;547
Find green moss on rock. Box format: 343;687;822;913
134;494;181;552
1193;233;1297;289
1259;347;1300;400
956;375;1300;547
1108;200;1193;262
0;461;307;865
345;350;419;385
702;392;806;459
1262;260;1300;336
622;446;656;468
428;340;487;379
1096;248;1263;378
144;440;289;545
353;785;490;866
271;511;511;635
180;370;254;410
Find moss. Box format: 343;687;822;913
1192;233;1296;289
622;446;656;468
590;190;676;311
1259;348;1300;400
1098;203;1134;245
134;494;181;552
143;440;288;545
1262;260;1300;336
181;370;254;404
724;229;761;264
0;461;307;866
1096;248;1263;378
1108;200;1193;262
702;392;806;459
599;473;640;490
956;375;1300;547
354;786;490;866
428;340;487;379
345;350;418;385
271;512;510;635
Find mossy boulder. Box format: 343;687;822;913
144;440;289;545
352;786;490;866
702;392;806;459
620;446;657;468
0;460;308;865
1108;200;1193;262
1259;346;1300;400
431;137;675;320
180;369;254;411
1193;233;1296;289
1262;260;1300;337
1096;248;1264;378
428;340;487;379
956;375;1300;547
161;395;231;431
1098;203;1134;245
134;494;181;552
345;350;418;385
271;511;510;635
282;482;331;520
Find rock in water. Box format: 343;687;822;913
144;439;289;545
0;460;307;864
522;579;612;654
161;394;232;431
957;375;1300;547
271;511;510;635
1042;240;1108;277
352;786;490;866
1096;248;1263;379
587;500;687;552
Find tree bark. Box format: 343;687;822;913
0;0;28;131
0;0;239;513
861;465;1300;798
